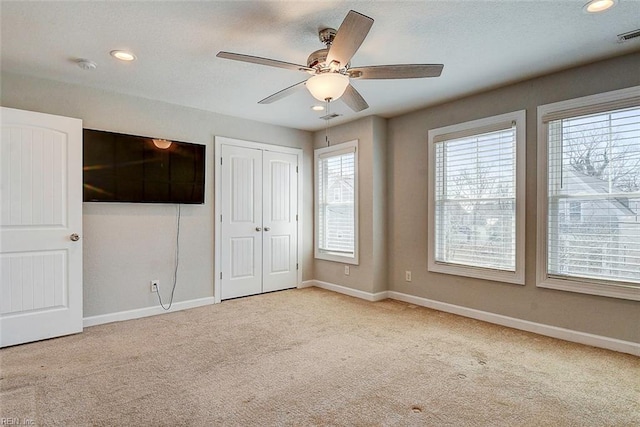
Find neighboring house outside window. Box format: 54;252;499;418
315;140;359;264
427;110;526;284
537;86;640;301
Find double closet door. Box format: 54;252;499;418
220;144;298;300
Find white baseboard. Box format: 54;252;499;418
387;291;639;356
303;279;388;302
302;280;639;356
84;283;639;356
83;297;215;328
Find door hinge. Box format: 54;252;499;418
296;214;298;221
220;272;222;279
220;157;223;165
296;166;298;173
220;214;222;222
296;263;299;270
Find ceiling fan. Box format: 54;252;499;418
217;10;444;112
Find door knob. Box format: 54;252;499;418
255;227;262;232
70;233;80;242
264;227;271;232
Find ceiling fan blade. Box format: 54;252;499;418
348;64;444;79
217;51;314;73
258;80;307;104
326;10;374;67
341;84;369;112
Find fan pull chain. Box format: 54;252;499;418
325;99;331;146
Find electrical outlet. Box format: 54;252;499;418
405;271;412;282
150;280;159;293
344;265;350;276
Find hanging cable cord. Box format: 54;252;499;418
156;204;181;310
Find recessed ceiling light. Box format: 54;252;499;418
311;105;325;111
110;50;136;61
583;0;617;13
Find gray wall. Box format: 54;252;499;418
313;116;388;294
3;51;638;343
386;52;640;343
1;72;313;317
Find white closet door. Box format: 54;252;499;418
219;143;299;300
0;107;83;347
220;145;263;300
262;151;298;292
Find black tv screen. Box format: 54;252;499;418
83;129;205;204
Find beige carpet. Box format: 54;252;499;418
1;287;638;426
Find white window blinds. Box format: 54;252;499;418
317;147;356;256
434;125;517;271
547;106;640;285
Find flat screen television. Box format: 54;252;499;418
83;129;205;204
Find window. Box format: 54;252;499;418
428;111;526;284
537;86;640;301
315;140;358;264
569;201;582;222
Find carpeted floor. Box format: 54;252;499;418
1;287;638;426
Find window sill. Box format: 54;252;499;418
428;261;525;285
537;276;640;301
315;251;359;265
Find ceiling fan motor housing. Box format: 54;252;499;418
308;28;350;71
307;48;329;69
307;48;350;71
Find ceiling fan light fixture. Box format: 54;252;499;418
583;0;617;13
311;105;325;111
306;73;350;102
152;139;172;149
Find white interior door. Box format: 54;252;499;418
262;151;298;292
0;107;83;347
219;143;298;300
220;144;263;300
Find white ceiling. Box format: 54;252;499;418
2;1;639;131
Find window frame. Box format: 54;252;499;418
427;110;526;284
314;140;359;265
536;86;640;301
